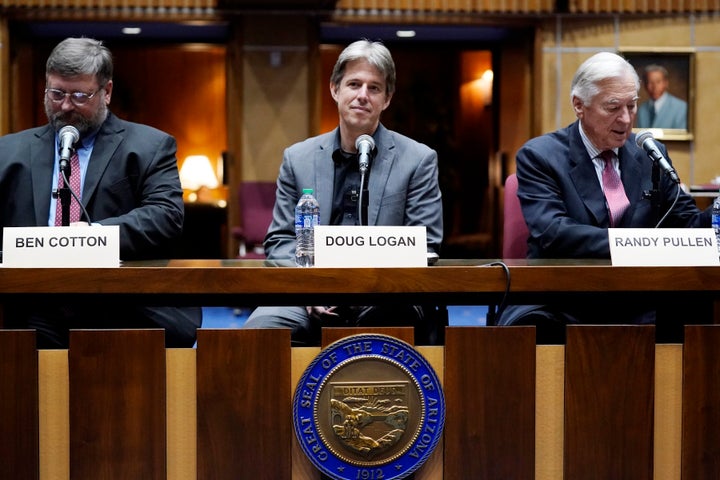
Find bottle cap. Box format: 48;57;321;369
303;188;313;194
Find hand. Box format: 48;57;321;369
306;306;340;323
70;221;91;227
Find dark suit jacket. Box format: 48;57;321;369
0;112;186;259
499;121;711;331
0;113;201;347
518;121;709;259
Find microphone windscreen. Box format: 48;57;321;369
59;125;80;144
635;129;653;148
355;134;375;151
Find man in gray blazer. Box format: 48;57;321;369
0;37;201;348
498;52;710;343
244;39;444;346
636;64;688;130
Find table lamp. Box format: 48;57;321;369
179;155;219;202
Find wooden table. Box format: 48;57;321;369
1;258;718;303
2;260;720;479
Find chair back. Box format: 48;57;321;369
502;174;529;259
235;181;276;258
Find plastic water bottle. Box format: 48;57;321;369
295;188;320;267
713;190;720;255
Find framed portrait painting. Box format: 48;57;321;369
620;48;694;141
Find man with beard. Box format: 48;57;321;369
0;37;201;348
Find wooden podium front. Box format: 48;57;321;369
2;325;720;479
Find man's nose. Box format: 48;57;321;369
59;96;76;110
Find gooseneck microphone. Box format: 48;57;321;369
355;134;375;226
55;125;93;225
58;125;80;173
355;134;375;175
635;130;680;184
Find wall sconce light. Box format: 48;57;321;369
179;155;219;202
478;69;494;107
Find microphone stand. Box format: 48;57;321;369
57;158;72;226
642;160;662;225
357;171;368;226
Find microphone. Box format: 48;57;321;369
635;130;680;184
58;125;80;173
355;134;375;175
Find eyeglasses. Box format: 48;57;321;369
45;87;102;106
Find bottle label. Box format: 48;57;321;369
295;212;319;228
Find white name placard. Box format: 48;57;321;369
608;228;720;266
314;225;427;267
2;226;120;268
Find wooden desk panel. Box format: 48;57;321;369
197;328;292;479
444;326;536;479
565;325;655;479
0;330;38;480
682;325;720;479
69;330;166;480
2;326;720;479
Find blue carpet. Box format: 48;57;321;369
200;305;488;329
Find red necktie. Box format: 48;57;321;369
55;152;82;225
600;150;630;227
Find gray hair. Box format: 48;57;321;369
570;51;639;105
46;37;113;87
330;39;396;96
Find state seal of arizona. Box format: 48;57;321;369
293;334;445;480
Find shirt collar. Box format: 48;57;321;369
578;122;618;160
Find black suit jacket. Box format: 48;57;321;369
0;113;201;347
0;112;186;259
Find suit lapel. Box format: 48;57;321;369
567;124;610;226
30;126;57;224
617;143;644;226
314;132;335;226
83;114;123;205
366;125;393;225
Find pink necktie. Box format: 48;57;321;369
600;150;630;227
55;152;82;225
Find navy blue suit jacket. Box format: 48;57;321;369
499;121;711;330
517;121;709;259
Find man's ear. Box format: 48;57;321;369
572;95;584;118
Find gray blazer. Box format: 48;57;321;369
636;93;687;130
264;124;444;260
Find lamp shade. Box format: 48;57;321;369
179;155;219;190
